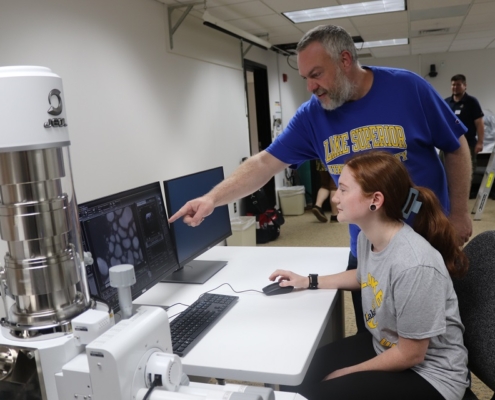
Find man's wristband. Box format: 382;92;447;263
308;274;318;289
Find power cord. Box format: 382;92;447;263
143;374;162;400
90;296;112;314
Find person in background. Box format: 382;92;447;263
269;151;469;400
312;159;338;223
445;74;484;188
170;24;472;335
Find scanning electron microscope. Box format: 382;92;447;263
0;66;276;400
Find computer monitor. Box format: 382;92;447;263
78;182;178;312
163;166;232;284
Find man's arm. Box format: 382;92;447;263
474;117;485;154
443;135;472;244
169;151;289;226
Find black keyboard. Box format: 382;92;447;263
170;293;238;357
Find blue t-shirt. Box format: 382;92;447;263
267;66;467;256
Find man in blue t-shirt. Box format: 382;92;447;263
170;25;473;333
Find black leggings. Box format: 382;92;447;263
280;332;445;400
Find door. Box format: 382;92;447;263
244;59;276;208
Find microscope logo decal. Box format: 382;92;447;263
44;88;68;128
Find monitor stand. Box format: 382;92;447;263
161;260;228;284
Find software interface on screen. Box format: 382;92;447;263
78;182;178;311
163;166;232;284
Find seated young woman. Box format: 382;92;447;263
270;151;469;400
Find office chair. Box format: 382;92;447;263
453;230;495;400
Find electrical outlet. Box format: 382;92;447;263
234;202;237;213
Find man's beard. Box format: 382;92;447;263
316;67;356;111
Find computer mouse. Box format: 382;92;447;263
262;281;294;296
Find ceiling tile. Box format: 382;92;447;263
170;0;495;57
411;34;455;53
208;1;275;21
295;18;358;36
351;10;407;27
368;44;411;57
234;16;301;35
410;5;470;21
270;33;307;45
450;38;493;51
236;13;293;29
460;21;495;33
267;24;304;36
467;1;495;14
456;30;495;40
411;16;464;31
356;25;408;41
408;0;472;11
411;34;456;45
411;43;451;54
156;0;178;4
463;12;495;26
207;0;256;6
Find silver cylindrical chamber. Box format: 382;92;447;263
0;147;89;334
0;66;90;337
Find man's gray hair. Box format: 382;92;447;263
296;25;359;64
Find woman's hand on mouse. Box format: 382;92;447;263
268;269;308;289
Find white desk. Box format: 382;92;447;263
134;246;349;386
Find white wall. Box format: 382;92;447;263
0;0;252;205
0;0;310;263
366;48;495;113
0;0;236;261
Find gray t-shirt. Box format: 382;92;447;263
357;224;469;400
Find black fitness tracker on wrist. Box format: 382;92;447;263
308;274;318;289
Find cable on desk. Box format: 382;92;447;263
167;283;263;321
200;282;264;296
165;303;191;320
165;302;190;311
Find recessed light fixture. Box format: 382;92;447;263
356;38;408;49
283;0;405;23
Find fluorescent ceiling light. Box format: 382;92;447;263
202;11;272;50
356;38;408;48
283;0;405;23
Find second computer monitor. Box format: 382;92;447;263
163;166;231;284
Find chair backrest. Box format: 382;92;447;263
453;230;495;393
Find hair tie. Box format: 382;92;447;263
402;187;422;219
